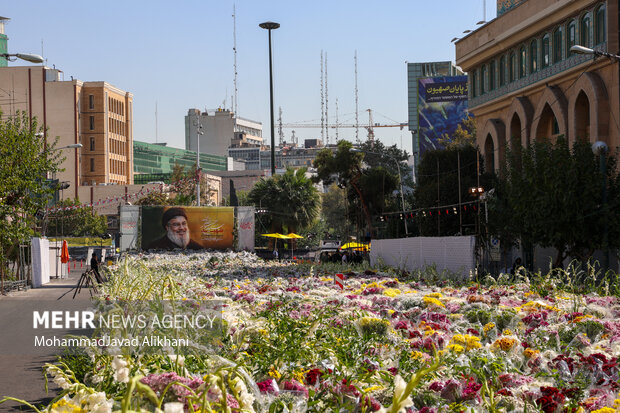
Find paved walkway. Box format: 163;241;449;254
0;268;96;412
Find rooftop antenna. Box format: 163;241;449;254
477;0;487;24
291;130;297;145
335;98;339;141
232;4;238;115
320;50;325;142
278;106;283;145
325;51;329;145
355;51;360;144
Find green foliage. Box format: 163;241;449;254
489;137;620;267
247;167;321;234
0;111;62;274
47;198;107;237
135;191;172;206
438;114;476;149
415;146;492;236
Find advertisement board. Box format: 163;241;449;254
141;206;234;250
418;76;469;154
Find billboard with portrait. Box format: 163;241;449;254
418;76;469;154
141;206;234;250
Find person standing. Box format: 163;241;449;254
90;252;103;283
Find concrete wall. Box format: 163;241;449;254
370;236;476;279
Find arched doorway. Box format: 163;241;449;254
484;134;495;173
574;91;590;142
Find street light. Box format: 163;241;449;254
352;148;409;236
570;45;620;61
259;21;280;176
1;53;44;64
592;141;609;271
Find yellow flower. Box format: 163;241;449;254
364;385;384;392
503;329;513;336
410;351;425;360
426;292;443;298
387;309;395;315
493;337;517;351
293;370;305;383
483;322;496;334
450;334;482;351
572;315;594;323
268;365;281;380
590;408;616;413
383;288;402;297
523;348;540;359
423;296;445;308
447;344;465;353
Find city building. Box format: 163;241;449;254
185;108;263;157
0;65;133;197
407;61;464;159
455;0;616;172
0;17;8;67
133;140;229;183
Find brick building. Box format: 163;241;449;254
455;0;616;172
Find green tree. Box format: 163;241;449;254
47;198;107;237
414;146;491;236
489;137;620;268
321;183;355;241
0;112;63;283
247;168;320;235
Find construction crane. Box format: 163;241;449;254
282;109;406;142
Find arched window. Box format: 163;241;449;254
529;40;538;73
489;60;496;91
580;12;591;47
499;55;506;87
509;52;516;82
567;20;577;52
519;46;526;78
553;27;563;63
542;34;550;68
595;5;606;45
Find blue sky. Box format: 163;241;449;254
3;0;495;155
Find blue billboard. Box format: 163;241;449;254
418;76;469;154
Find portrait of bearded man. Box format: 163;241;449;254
146;207;203;250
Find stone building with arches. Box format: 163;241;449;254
455;0;617;173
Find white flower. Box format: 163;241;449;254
112;356;130;383
168;355;185;367
53;376;71;390
163;402;185;413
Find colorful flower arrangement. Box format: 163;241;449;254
3;250;620;412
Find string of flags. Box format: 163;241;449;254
46;175;199;213
377;201;485;222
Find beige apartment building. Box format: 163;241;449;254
0;66;133;198
455;0;617;172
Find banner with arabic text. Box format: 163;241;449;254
141;207;234;251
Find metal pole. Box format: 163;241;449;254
601;152;608;271
457;150;462;235
196;127;200;207
268;29;276;176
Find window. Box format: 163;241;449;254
89;115;95;130
481;65;487;94
90;137;95;151
489;60;496;91
553;27;563;63
89;94;94;110
542;34;550;68
581;12;591;47
519;46;526;78
595;5;606;45
471;70;478;98
90;158;95;172
567;20;576;52
509;52;515;82
499;56;506;86
529;40;538;73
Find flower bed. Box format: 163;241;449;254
5;251;620;412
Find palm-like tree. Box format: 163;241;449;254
248;168;321;234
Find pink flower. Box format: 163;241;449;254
282;380;309;398
257;379;278;394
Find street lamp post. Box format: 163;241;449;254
259;21;280;176
352;148;408;236
570;45;620;61
592;141;609;271
1;53;44;64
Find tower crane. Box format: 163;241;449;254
282;109;406;142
